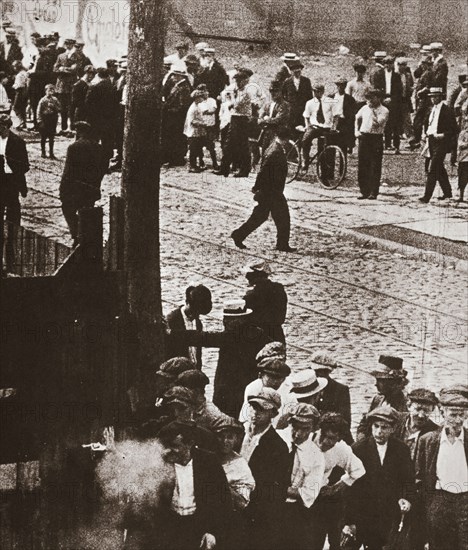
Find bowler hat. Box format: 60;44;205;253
289;402;320;426
367;405;400;425
439;385;468;408
408;388;438;406
177;369;210;389
248;387;282;412
290;369;328;398
371;355;407;379
256;342;287;363
257;357;291;377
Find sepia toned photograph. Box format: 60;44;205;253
0;0;467;549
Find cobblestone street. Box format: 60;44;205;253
19;135;468;429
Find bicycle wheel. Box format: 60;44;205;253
316;145;347;189
285;140;301;183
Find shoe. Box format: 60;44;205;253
199;160;205;169
212;163;220;171
233;171;249;178
49;154;57;160
276;245;297;253
437;195;452;200
368;195;377;200
213;169;228;176
418;197;429;203
357;195;369;200
41;152;47;158
231;232;247;249
405;142;420;151
394;149;400;155
189;167;202;173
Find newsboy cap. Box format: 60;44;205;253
439;385;468;408
211;415;244;433
311;352;342;371
158;357;194;379
257;357;291;377
408;388;438;406
371;355;407;379
256;342;287;363
248;387;282;412
367;405;400;425
163;386;196;407
289;402;320;426
177;369;210;389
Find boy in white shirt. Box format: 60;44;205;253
198;84;219;170
184;89;206;173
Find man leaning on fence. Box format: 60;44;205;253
0;113;29;274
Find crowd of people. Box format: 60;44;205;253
119;268;468;550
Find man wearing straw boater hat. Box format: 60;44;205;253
342;405;414;550
282;59;313;129
430;42;448;97
419;86;458;203
416;384;468;550
275;52;301;83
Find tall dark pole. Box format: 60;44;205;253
121;0;166;408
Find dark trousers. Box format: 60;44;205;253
281;502;313;550
459;162;468;199
302;126;328;165
310;493;343;550
162;109;187;165
57;93;72;131
426;490;468;550
384;103;401;150
13;87;28;126
61;199;95;243
220;116;250;176
358;134;384;197
233;192;290;248
188;136;203;168
91;124;114;170
1;178;21;272
411;102;430;144
423;142;452;200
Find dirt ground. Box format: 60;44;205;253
17;50;468;431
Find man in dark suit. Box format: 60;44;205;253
0;31;23;76
419;87;458;203
231;125;295;252
373;55;403;153
59;121;105;246
332;77;357;156
408;55;433;150
0;114;29;272
165;284;213;369
282;61;312;129
242;261;288;343
124;420;232;550
85;67;116;170
416;385;468;550
311;352;352;443
241;388;290;550
343;406;415;550
258;79;291;149
430;42;449;97
53;38;78;134
71;64;95;127
197;47;228;100
274;52;301;84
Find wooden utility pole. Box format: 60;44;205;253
121;0;167;408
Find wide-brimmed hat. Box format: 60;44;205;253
256;342;287;363
373;51;387;59
427;87;444;96
430;42;443;51
248;387;282;412
439;385;468;408
310;352;342;372
289;402;320;426
281;52;300;62
407;388;438;406
367;405;400;425
290;369;328;398
223;300;252;317
241;260;271;276
371;355;408;379
257;357;291;377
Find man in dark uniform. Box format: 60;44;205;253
53;38;78;134
242;261;288;343
0;114;29;272
231;125;296;252
430;42;449;97
72;41;92;78
71;64;95;126
408;54;433;150
282;61;312;129
59;121;105;246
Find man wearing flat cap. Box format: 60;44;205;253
416;384;468;550
53;38;78;135
0;113;29;272
277;402;325;548
242;261;288;343
343;405;415;549
241;387;290;550
356;355;408;439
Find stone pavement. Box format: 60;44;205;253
19;136;468;431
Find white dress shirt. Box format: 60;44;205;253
426;102;443;136
278;426;325;508
355;104;389;135
385;70;392;95
313;432;366;488
303;97;334;128
172;460;197;516
241;423;271;463
376;441;388;465
436;429;468;494
293;77;301;91
0;135;12;174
